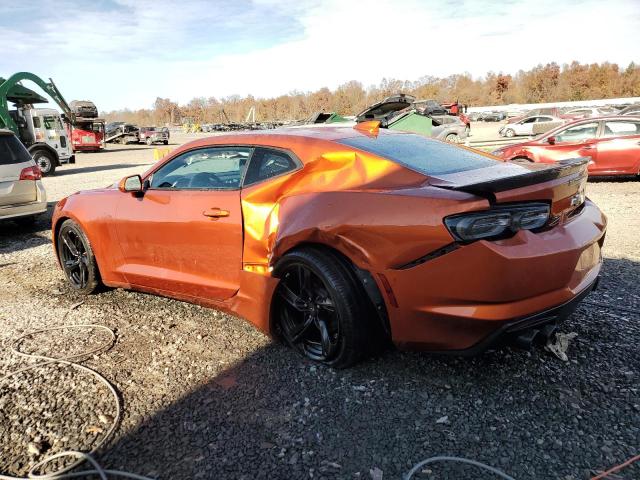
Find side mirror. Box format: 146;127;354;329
546;136;556;145
118;174;143;193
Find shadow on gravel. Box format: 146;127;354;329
94;257;640;480
0;206;54;254
54;163;151;177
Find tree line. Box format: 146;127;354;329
104;61;640;125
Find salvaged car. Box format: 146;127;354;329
52;126;606;367
138;127;169;146
492;115;640;176
430;115;469;143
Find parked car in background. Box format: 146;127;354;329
563;107;617;118
499;115;563;137
160;126;170;140
430;115;469;143
138;127;169;145
507;107;581;124
491;115;640;176
52;126;605;367
356;94;416;122
412;99;448;116
106;122;139;144
0;129;46;225
479;111;506;122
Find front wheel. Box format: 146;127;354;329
32;150;56;176
57;219;101;294
505;128;515;138
273;248;373;368
146;137;153;146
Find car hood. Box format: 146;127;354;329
356;94;416;122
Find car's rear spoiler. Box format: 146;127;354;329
428;157;588;195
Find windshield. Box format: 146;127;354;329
338;133;496;175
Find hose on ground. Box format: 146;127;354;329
0;324;154;480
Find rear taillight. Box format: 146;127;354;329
444;203;550;242
19;166;42;181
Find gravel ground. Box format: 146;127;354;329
0;133;638;479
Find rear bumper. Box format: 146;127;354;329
0;181;47;220
441;275;599;355
382;199;606;352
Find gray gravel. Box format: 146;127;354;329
0;134;638;479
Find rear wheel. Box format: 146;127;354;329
445;133;459;143
273;248;373;368
32;150;56;176
163;140;169;145
57;219;101;294
146;137;153;146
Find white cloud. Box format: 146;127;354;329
1;0;638;110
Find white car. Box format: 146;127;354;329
0;129;47;225
499;115;562;137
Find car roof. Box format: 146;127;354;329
163;125;415;162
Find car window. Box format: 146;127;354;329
602;121;640;138
150;147;252;190
522;118;536;124
0;134;33;165
338;133;496;176
243;148;298;186
537;117;553;122
554;122;599;143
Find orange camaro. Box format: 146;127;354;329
52;125;606;367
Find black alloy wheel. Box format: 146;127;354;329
273;248;380;368
278;263;340;361
57;220;100;294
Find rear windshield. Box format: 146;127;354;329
0;134;32;165
338;133;496;175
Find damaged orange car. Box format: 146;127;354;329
52;125;606;367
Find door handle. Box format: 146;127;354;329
203;208;230;218
581;145;594;150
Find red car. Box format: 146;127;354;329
492;116;640;176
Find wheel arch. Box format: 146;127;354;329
270;242;391;339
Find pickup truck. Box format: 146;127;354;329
139;127;169;145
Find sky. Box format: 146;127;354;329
2;0;639;111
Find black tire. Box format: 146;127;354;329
273;247;375;368
32;150;56;176
146;137;153;146
163;140;169;145
57;219;101;294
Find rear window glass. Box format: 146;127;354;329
0;134;32;165
338;133;496;175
